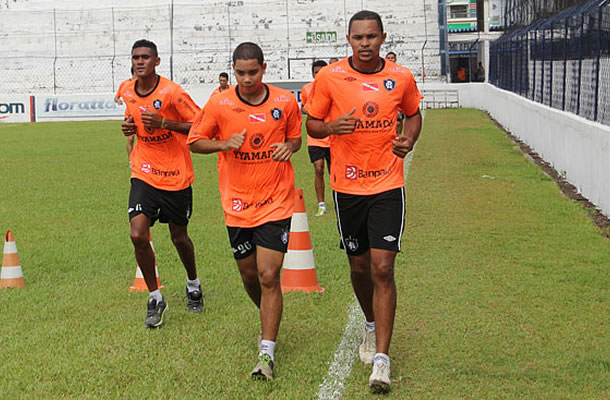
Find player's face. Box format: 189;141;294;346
312;65;324;78
347;20;386;65
386;53;397;63
219;76;229;88
233;59;266;95
131;47;160;79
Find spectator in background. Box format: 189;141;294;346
386;52;404;135
385;51;396;63
457;66;467;82
329;57;339;64
476;62;485;82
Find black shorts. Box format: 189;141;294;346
308;146;331;164
128;178;192;226
334;187;405;256
227;218;291;260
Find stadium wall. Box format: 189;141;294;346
0;0;440;95
429;82;610;218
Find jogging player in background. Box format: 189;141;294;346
305;10;423;393
300;59;330;216
386;51;405;136
115;67;137;159
121;39;204;328
188;42;301;381
211;72;232;97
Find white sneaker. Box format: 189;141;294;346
315;206;326;216
359;329;376;364
369;360;391;393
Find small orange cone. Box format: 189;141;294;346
1;230;25;289
129;231;164;292
281;188;324;293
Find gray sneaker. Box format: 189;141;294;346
251;353;274;380
186;285;204;313
359;328;376;364
145;297;168;328
369;360;391;393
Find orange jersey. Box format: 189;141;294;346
122;76;201;191
301;81;329;148
116;79;131;99
211;85;233;97
188;84;302;228
306;57;423;195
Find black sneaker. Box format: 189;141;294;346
145;297;168;328
186;285;204;313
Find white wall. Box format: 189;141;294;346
422;82;610;217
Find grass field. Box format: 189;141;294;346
0;109;608;399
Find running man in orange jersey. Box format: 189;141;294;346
306;11;423;393
210;72;232;97
188;42;302;381
301;59;330;216
121;39;204;328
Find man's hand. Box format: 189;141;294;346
327;108;361;135
222;129;246;151
270;142;293;161
114;95;124;106
121;115;136;137
141;111;163;130
392;135;414;158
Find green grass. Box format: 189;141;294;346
0;110;609;398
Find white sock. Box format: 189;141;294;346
318;202;326;209
365;320;376;332
259;340;276;362
187;277;200;293
149;289;162;302
374;353;390;367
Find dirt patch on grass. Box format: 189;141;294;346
489;115;610;238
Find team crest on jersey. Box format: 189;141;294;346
271;108;282;120
249;113;266;123
345;165;358;180
362;101;379;118
362;82;379;92
232;198;243;212
383;79;396;91
344;76;357;82
153;99;162;110
249;133;265;149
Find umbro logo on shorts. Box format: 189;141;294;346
383;235;397;242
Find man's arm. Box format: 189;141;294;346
270;137;301;161
189;129;246;154
140;111;192;135
392;109;422;158
305;108;361;138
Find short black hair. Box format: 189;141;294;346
232;42;264;65
348;10;383;34
386;51;396;58
312;60;328;73
219;72;229;79
132;39;158;57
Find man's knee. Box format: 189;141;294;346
371;261;395;284
130;229;149;247
258;268;280;289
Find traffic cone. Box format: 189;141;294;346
281;188;324;293
1;230;25;289
129;231;164;291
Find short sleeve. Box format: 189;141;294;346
284;94;303;139
187;101;219;144
172;86;201;122
400;73;424;118
305;73;331;120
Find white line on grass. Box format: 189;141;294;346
317;114;422;399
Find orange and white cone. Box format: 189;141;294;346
129;231;164;292
1;230;25;289
281;188;324;293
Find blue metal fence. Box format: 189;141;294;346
490;0;610;125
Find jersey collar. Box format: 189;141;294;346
348;56;386;75
135;75;161;98
236;84;270;107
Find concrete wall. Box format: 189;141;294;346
422;82;610;217
0;0;440;94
